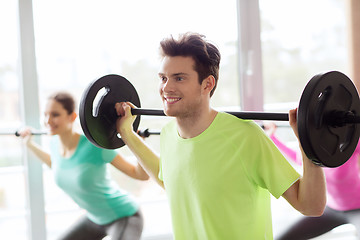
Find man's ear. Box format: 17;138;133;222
202;75;215;95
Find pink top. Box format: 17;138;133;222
271;134;360;211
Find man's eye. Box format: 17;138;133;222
176;77;183;81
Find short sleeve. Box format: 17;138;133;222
101;148;118;163
242;125;300;199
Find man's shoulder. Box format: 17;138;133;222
217;112;259;130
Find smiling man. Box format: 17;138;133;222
115;32;326;240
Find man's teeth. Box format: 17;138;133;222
166;98;180;103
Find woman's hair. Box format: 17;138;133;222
159;32;221;97
48;91;75;115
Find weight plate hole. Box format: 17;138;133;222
93;86;110;117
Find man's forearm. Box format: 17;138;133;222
121;130;164;187
297;149;326;216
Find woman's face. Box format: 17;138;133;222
44;99;74;135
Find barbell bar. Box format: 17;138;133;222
79;71;360;168
0;130;47;136
137;124;290;138
137;128;161;138
0;128;162;138
131;108;289;121
0;123;287;138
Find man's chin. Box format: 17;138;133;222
164;111;175;117
163;108;177;117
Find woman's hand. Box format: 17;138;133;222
263;122;277;136
17;127;33;146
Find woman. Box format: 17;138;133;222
265;122;360;240
19;91;149;240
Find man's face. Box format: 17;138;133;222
158;56;205;118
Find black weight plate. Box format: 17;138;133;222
298;71;360;167
79;74;141;149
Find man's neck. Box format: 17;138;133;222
176;108;218;139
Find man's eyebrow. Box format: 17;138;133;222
158;72;189;77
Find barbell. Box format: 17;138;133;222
137;128;161;138
0;126;285;138
0;128;161;138
79;71;360;168
0;130;47;136
136;124;290;138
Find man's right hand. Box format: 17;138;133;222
115;102;137;137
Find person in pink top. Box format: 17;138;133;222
265;122;360;240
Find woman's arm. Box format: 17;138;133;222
18;128;51;168
110;154;150;180
265;122;302;165
270;134;302;166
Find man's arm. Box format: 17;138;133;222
282;109;326;216
115;102;164;188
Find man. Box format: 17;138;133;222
115;32;326;239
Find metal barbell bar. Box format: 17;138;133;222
0;130;47;136
0;129;163;138
131;109;289;121
137;124;290;138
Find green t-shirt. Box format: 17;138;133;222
159;112;300;240
50;135;138;225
